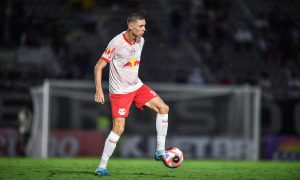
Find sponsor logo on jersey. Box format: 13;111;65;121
104;48;115;59
123;58;140;69
104;48;110;54
118;108;126;116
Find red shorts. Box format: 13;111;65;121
109;84;157;118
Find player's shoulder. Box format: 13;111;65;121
136;36;145;46
109;33;123;45
136;36;144;43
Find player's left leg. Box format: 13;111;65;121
133;85;169;161
144;96;169;161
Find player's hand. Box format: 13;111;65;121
95;90;105;104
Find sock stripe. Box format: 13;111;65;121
156;113;168;151
99;131;120;168
108;139;117;144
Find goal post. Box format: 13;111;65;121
28;79;261;160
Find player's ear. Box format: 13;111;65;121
128;22;134;31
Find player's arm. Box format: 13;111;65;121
94;59;108;104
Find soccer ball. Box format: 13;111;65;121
162;147;184;168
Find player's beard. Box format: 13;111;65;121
132;29;144;37
134;31;144;38
138;30;145;36
127;30;144;40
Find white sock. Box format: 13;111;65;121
99;131;120;169
156;114;168;151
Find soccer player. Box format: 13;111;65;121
94;13;169;176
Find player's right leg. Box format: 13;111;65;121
95;92;133;176
95;167;110;176
95;118;125;176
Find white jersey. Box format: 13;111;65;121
100;31;144;94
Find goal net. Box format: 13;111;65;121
27;80;261;160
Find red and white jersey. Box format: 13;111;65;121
100;31;144;94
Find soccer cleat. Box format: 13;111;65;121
154;149;164;161
95;167;110;176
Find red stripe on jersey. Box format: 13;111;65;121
122;33;135;45
100;57;111;63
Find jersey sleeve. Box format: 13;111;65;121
99;40;116;63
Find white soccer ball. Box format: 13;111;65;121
162;147;184;168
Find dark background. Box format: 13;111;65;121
0;0;300;159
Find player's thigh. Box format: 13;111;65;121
144;96;168;113
110;93;134;118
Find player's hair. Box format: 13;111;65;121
127;13;145;25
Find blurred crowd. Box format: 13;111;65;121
1;0;300;96
0;0;98;86
171;0;300;98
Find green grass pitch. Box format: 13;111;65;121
0;158;299;179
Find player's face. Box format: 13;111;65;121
129;19;146;37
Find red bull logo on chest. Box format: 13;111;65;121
123;58;140;69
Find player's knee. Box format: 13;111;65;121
113;124;125;136
165;104;169;113
159;104;169;114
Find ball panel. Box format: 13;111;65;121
162;147;183;168
173;155;180;163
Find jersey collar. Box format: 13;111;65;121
123;33;135;45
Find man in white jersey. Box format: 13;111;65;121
94;13;169;176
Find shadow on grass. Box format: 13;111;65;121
53;170;176;178
132;172;176;177
49;170;92;175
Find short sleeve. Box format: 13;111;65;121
99;41;116;63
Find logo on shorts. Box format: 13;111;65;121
118;108;126;116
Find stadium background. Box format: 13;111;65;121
0;0;300;161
